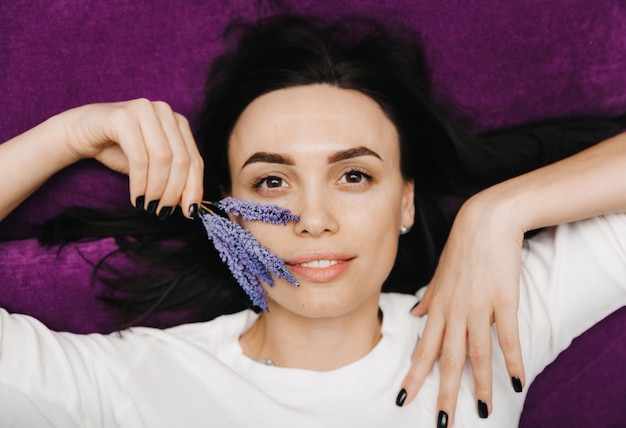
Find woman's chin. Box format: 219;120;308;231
265;287;380;320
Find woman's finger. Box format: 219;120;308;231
146;101;193;218
411;283;433;316
397;311;445;407
494;305;525;393
176;113;204;218
435;314;467;428
107;107;151;207
467;309;494;419
132;100;178;214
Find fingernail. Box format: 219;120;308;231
147;200;159;215
188;203;198;219
477;400;488;418
135;195;145;210
437;410;448;428
395;388;407;407
158;206;172;220
410;300;421;312
511;376;523;393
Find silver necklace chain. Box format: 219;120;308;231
240;334;275;366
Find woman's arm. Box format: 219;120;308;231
0;100;204;221
399;131;626;426
470;130;626;230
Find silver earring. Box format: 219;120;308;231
400;226;410;235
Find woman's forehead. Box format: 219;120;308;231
228;85;399;162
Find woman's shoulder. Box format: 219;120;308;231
379;292;420;312
379;292;422;340
149;309;258;348
522;213;626;283
526;213;626;254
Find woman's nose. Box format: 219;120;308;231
292;190;339;237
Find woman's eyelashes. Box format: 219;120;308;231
338;168;374;187
250;168;375;195
251;175;288;193
252;175;287;189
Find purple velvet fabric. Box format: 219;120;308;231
0;238;191;333
1;1;625;425
520;307;626;427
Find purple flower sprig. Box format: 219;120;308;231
216;197;300;225
199;197;300;311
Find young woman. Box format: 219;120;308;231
1;15;625;428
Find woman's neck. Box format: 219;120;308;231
240;295;383;371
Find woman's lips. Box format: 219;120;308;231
286;254;354;282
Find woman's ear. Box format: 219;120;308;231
400;180;415;230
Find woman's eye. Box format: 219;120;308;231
253;176;286;189
339;170;373;185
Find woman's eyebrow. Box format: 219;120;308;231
328;146;382;163
241;146;381;169
242;152;295;169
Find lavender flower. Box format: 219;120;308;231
217;197;300;225
199;197;299;311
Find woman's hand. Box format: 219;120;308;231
0;99;203;221
61;99;204;218
395;131;626;426
398;193;526;426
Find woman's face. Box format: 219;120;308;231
228;85;414;318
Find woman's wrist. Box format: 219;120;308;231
466;132;626;235
46;107;96;165
0;111;83;220
457;181;530;240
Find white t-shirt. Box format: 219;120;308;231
1;214;625;428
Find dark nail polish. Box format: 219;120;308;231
511;376;523;393
437;410;448;428
410;300;421;312
477;400;488;418
147;200;159;215
135;195;145;210
158;206;172;220
395;388;407;407
188;203;198;219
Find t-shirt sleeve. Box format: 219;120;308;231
0;309;137;427
518;213;626;381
